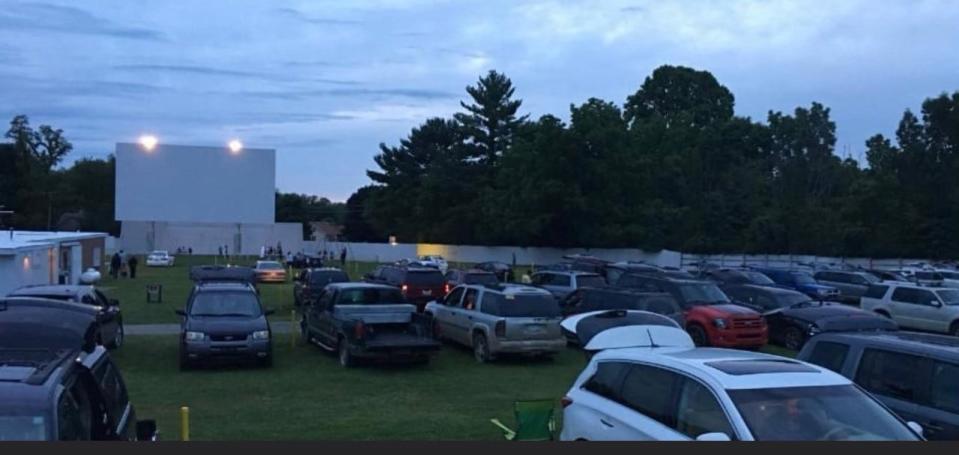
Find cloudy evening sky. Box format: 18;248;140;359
1;0;957;201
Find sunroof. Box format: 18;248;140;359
705;359;819;375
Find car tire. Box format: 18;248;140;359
338;338;354;368
109;325;124;349
783;327;806;351
473;333;491;363
687;324;709;347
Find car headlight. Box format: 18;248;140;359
185;331;206;341
252;330;270;340
713;318;728;329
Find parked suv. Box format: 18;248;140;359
364;265;447;311
614;274;767;349
560;323;923;441
9;285;125;349
603;262;694;285
561;287;684;326
700;268;781;288
799;331;959;440
530;270;606;300
0;297;156;441
813;271;881;304
860;282;959;336
425;284;565;362
293;267;350;306
176;268;275;369
752;267;840;301
444;268;500;288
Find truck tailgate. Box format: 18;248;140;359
334;304;417;324
363;332;441;350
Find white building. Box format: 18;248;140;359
0;231;107;296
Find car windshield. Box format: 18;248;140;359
936;289;959;306
743;272;775;285
190;292;261;317
483;293;561;318
258;262;283;270
576;275;606;288
336;288;405;305
464;273;499;286
405;271;445;286
729;385;919;441
678;284;730;304
0;415;47;441
791;272;817;285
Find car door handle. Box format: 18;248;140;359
600;418;614;428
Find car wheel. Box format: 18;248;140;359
687;324;709;347
338;339;354;368
109;325;124;349
783;327;806;351
473;333;491;363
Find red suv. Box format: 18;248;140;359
363;265;446;311
615;274;768;349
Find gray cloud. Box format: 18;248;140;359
113;64;261;78
239;87;457;101
274;7;361;25
0;3;165;40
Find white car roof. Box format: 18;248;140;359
592;346;850;390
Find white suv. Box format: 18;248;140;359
860;282;959;336
559;324;923;441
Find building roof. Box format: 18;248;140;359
0;230;107;255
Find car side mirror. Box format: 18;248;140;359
907;421;924;438
695;432;731;441
175;309;186;317
929;300;942;307
264;309;276;316
135;419;158;441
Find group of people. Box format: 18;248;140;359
175;246;193;255
108;250;139;279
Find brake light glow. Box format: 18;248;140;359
401;284;409;294
444;283;451;294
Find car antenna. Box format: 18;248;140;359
646;329;659;348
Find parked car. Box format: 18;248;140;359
300;282;440;367
176;269;274;369
700;268;782;288
364;265;447;311
293;267;350;306
145;250;175;267
868;269;910;283
561;309;681;348
813;270;881;304
0;297;157;441
614;274;767;349
559;323;923;441
444;268;500;290
860;282;959;336
799;331;959;440
912;271;947;288
289;253;323;269
561;287;684;326
474;261;515;282
751;267;841;301
530;270;606;300
416;255;449;273
8;285;125;349
604;262;694;285
722;285;896;350
425;284;565;362
933;269;959;288
254;260;287;283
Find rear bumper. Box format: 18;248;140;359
491;337;566;355
257;274;287;283
348;341;440;361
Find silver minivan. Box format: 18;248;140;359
424;284;565;362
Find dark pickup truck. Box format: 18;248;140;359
299;282;441;367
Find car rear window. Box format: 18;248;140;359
481;293;561;318
464;273;498;286
405;271;445;286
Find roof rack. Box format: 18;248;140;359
0;348;75;385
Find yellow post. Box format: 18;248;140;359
180;406;190;441
290;309;297;348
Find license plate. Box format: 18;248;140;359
524;325;546;335
422;289;432;296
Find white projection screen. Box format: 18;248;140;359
115;143;276;223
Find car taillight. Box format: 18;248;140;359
444;283;450;294
495;320;506;337
561;396;573;408
401;284;408;294
354;320;366;339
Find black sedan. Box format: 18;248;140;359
722;284;896;350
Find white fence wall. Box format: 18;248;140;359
119;221;303;255
679;253;936;270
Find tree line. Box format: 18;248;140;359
344;65;959;259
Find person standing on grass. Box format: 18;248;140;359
218;246;223;257
127;255;139;279
110;252;121;279
340;248;347;266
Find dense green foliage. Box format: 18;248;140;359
352;67;959;258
